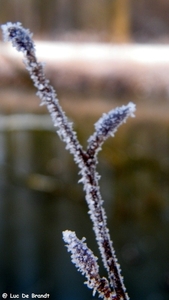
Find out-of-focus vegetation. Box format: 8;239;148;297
1;0;169;42
1;0;169;107
0;2;169;300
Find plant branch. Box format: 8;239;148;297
1;22;136;300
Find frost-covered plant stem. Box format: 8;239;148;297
1;22;136;300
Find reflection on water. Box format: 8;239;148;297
0;114;169;300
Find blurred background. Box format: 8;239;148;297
0;0;169;299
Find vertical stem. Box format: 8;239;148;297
1;23;135;299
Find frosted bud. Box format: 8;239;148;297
1;22;35;54
63;230;99;279
95;102;136;140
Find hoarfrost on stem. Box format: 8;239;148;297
1;22;35;54
63;230;116;299
87;102;136;157
1;22;136;300
95;102;135;139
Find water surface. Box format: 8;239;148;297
0;113;168;300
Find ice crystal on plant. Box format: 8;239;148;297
95;102;135;139
87;102;135;158
1;22;35;54
1;22;134;300
63;230;99;278
63;230;115;299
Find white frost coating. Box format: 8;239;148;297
95;102;136;140
1;22;133;300
62;231;114;299
38;83;44;90
87;103;135;159
1;22;35;54
63;230;99;281
1;22;82;163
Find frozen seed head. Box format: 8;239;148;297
95;102;136;139
63;230;99;280
1;22;35;54
63;230;115;298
